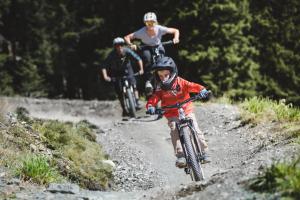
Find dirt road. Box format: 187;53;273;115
2;97;299;199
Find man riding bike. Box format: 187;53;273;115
124;12;180;97
101;37;144;117
146;56;210;167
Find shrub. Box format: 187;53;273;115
15;107;31;123
248;158;300;199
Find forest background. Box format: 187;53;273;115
0;0;299;105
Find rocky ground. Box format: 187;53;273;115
0;97;299;200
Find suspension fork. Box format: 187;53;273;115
177;119;203;161
187;121;203;160
176;122;190;161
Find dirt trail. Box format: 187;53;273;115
1;97;299;199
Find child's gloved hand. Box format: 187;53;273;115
199;89;209;98
147;106;156;115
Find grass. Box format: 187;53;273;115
239;97;300;140
15;154;62;185
240;97;300;123
0;104;112;190
32;119;112;189
240;97;300;199
248;158;300;199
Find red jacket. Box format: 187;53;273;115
146;77;205;118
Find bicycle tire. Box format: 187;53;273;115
182;126;204;181
126;88;137;118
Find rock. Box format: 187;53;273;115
102;160;116;169
30;144;38;152
6;112;17;124
47;183;80;194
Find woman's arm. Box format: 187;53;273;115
124;33;137;51
166;27;180;44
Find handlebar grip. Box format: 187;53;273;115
196;90;213;100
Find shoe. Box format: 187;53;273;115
175;156;187;168
145;81;153;95
200;152;211;164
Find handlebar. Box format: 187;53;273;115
146;91;212;116
137;40;174;51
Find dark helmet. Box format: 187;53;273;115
152;56;178;90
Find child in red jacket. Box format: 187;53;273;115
146;56;210;168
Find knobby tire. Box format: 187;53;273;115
182;126;204;181
126;88;137;118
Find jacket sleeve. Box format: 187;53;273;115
146;92;161;109
183;78;205;93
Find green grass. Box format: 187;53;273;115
1;105;112;190
15;154;62;185
32;119;112;189
239;97;300;141
240;97;300;123
248;158;300;199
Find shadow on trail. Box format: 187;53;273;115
122;115;162;122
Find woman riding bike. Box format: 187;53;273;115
101;37;144;117
146;56;210;167
124;12;180;97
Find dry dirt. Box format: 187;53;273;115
0;97;299;200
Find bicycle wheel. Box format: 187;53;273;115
182;126;204;181
126;88;137;118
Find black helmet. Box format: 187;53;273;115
152;56;178;90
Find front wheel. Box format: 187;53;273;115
182;126;204;181
125;88;137;118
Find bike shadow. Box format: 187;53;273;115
122;115;161;122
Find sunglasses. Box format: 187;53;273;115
145;21;156;26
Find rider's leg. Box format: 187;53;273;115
167;117;186;167
142;49;154;96
188;113;208;151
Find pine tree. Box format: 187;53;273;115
250;0;300;105
174;0;260;99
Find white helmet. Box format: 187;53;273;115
113;37;125;45
143;12;157;22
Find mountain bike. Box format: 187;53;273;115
137;40;174;96
146;92;211;181
112;73;140;118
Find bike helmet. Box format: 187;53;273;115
113;37;125;46
152;56;178;90
143;12;157;23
